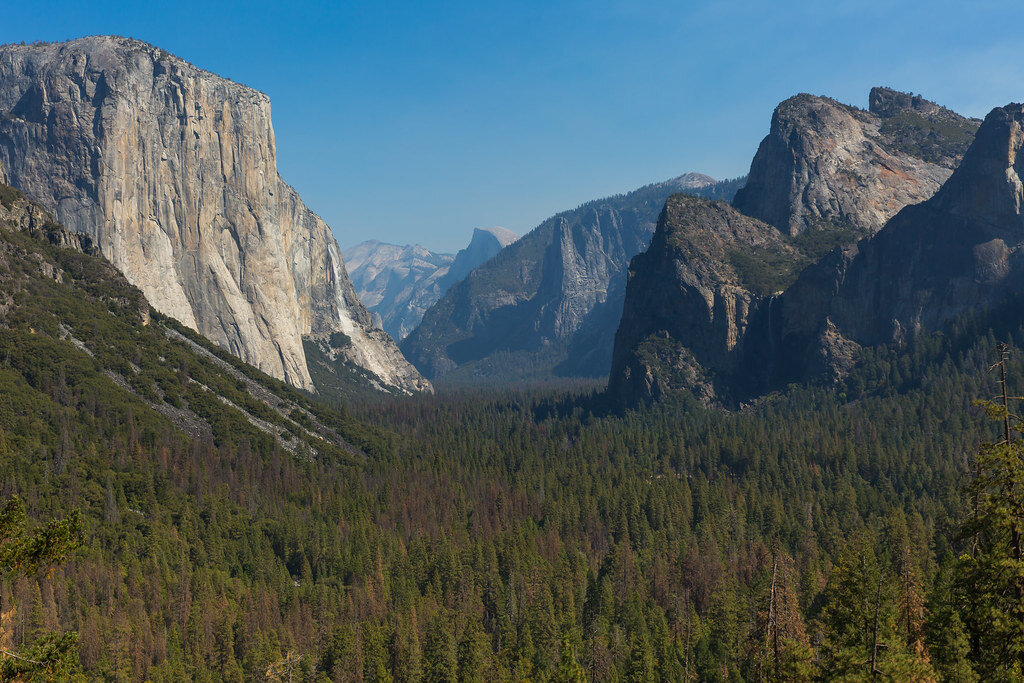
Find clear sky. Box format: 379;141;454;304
2;1;1019;252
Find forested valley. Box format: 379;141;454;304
3;190;1023;679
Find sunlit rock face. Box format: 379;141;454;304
0;36;429;394
733;88;979;236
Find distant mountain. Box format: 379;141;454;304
443;226;520;287
608;95;1011;407
345;227;519;341
401;172;739;384
733;87;979;236
0;36;429;395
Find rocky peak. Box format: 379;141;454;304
608;194;787;404
928;103;1024;224
344;227;518;343
0;36;429;394
733;89;977;236
443;227;518;285
739;102;1024;394
401;173;737;383
869;86;946;119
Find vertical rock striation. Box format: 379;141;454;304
608;195;791;405
0;36;428;394
609;101;1024;406
760;102;1024;387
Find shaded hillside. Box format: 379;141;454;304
608;194;862;405
609;102;1023;407
401;173;739;384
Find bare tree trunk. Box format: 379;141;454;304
871;571;882;677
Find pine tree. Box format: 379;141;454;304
958;344;1024;677
423;612;457;683
0;496;82;680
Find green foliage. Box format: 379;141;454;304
0;497;81;576
0;497;82;681
955;373;1024;678
726;245;803;296
0;185;21;211
0;186;1022;680
727;219;867;296
880;110;979;165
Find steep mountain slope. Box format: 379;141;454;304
608;196;787;403
609;102;1024;406
0;181;370;460
344;227;518;341
401;173;737;383
0;36;428;394
733;87;979;235
756;102;1024;388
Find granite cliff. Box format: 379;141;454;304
0;36;428;394
345;226;518;341
401;173;742;383
733;87;979;235
756;102;1024;388
610;101;1024;406
607;195;787;403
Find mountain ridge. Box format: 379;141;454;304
733;87;980;235
609;99;1019;406
401;172;738;384
344;226;519;341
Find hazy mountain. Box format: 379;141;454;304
400;172;738;384
345;226;518;341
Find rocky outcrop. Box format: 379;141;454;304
0;36;428;394
758;102;1024;386
443;226;519;286
733;88;979;235
0;182;98;256
401;173;735;383
609;102;1024;405
608;195;791;405
345;227;518;342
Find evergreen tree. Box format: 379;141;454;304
959;345;1024;677
0;496;82;680
423;612;457;683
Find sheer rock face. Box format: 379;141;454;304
762;103;1024;385
610;103;1024;405
344;227;518;342
0;36;428;394
608;195;789;405
401;173;728;382
733;89;979;235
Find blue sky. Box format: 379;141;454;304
3;1;1020;251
